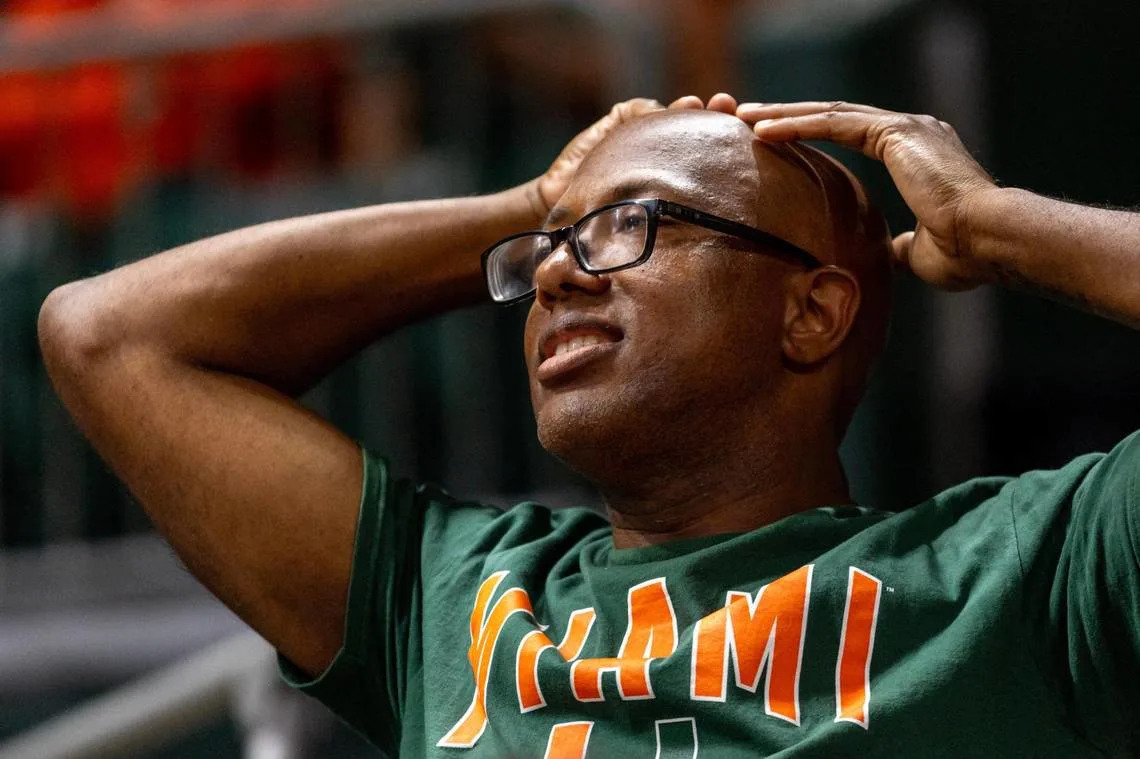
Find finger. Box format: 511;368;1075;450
615;97;665;120
737;100;886;124
751;112;896;159
706;92;738;114
669;95;705;110
632;97;665;112
890;231;915;271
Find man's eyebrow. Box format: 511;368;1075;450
606;179;683;203
543;178;691;228
544;206;574;229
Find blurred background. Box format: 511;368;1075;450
1;0;1139;756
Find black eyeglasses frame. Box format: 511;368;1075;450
481;197;824;306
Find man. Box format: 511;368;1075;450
38;93;1140;757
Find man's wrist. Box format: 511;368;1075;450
955;184;1020;286
499;178;549;231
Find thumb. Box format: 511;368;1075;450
617;97;666;120
891;231;914;272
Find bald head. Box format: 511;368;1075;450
569;109;893;430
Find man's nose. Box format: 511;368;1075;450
534;240;611;308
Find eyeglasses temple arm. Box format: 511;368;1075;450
656;200;823;269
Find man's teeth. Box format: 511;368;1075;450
553;335;607;357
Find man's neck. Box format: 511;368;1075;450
602;438;850;550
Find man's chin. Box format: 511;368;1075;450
530;373;614;427
535;401;619;470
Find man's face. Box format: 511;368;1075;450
523;111;828;472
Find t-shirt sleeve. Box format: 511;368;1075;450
1012;431;1140;754
274;447;607;755
275;447;505;753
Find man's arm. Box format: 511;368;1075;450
38;98;663;677
736;100;1140;326
38;189;537;678
962;190;1140;327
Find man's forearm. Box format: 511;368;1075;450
966;187;1140;328
41;180;543;395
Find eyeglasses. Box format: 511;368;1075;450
481;197;823;305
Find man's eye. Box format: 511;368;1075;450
619;213;645;232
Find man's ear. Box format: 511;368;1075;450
782;266;861;365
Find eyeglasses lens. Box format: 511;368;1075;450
488;234;549;302
487;203;651;302
578;203;648;270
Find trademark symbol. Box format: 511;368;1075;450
885;587;895;593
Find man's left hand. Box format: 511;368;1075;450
737;101;998;291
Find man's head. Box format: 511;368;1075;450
522;109;892;495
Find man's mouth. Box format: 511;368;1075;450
550;332;613;358
536;322;623;383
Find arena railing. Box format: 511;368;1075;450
0;632;282;759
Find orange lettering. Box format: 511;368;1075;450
691;609;729;702
438;573;535;748
689;565;813;725
517;608;597;712
571;578;676;701
835;567;881;728
542;721;593;759
558;608;597;659
516;630;551;713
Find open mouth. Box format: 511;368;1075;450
537;323;623;382
548;331;616;359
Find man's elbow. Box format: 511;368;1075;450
38;279;120;386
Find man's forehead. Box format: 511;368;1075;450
552;110;828;249
551;112;761;221
545;174;705;227
585;111;757;180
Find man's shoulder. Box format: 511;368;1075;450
864;437;1132;565
904;436;1121;524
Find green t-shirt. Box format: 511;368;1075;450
281;432;1140;758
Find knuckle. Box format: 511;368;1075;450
826;100;846;112
895;114;922;131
